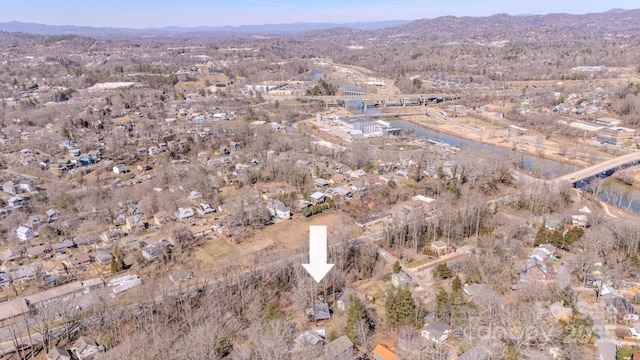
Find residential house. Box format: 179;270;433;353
544;221;558;231
391;272;411;288
229;141;241;150
154;211;174;226
421;322;451;343
430;241;448;254
571;214;588;227
94;251;113;267
311;302;331;322
630;323;640;339
350;181;368;192
350;169;367;178
309;192;325;204
46;209;59;222
197;203;216;215
372;344;399;360
2;248;22;262
325;335;354;360
218;146;230;155
537;243;556;256
0;272;11;288
462;283;490;300
8;196;23;209
457;345;489;360
112;164;127;174
10;265;37;283
17;179;36;193
2;180;18;194
529;249;549;262
68;252;92;268
142;244;162;261
43;260;67;278
125;215;145;233
51;239;75;253
267;200;291;219
16;226;35;241
325;187;351;199
26;244;50;258
314;178;330;188
403;200;426;213
412;195;436;213
169;269;194;283
188;190;203;202
73;236;99;248
28;214;44;228
71;336;103;360
46;346;72;360
176;207;195;220
520;258;547;283
294;329;326;347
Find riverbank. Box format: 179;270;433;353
390;107;613;169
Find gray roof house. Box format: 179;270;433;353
46;346;72;360
46;208;59;223
325;335;354;360
176;207;195;220
142;244;162;261
2;247;22;262
71;336;103;360
10;265;37;283
421;321;451;343
458;345;489;360
312;302;331;322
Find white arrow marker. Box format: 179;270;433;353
302;225;334;283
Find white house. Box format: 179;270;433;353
197;203;216;215
112;164;127;174
267;200;291;219
16;226;35;241
71;336;103;360
421;322;451;343
142;244;161;261
176;207;195;220
7;196;23;209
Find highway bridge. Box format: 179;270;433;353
555;151;640;185
263;93;460;109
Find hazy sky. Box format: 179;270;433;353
2;0;638;28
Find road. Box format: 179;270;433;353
555;151;640;183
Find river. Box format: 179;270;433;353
386;119;581;178
383;119;640;215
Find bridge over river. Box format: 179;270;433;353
554;151;640;185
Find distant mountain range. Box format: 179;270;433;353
0;20;410;36
0;8;639;37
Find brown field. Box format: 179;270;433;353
194;211;355;267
